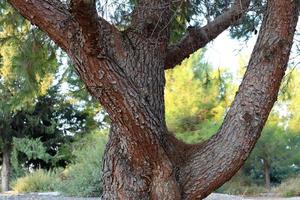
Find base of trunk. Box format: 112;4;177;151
1;145;11;192
101;125;181;200
263;159;271;191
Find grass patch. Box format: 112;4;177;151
218;172;266;196
274;175;300;197
11;169;59;193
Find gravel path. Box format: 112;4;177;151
0;192;99;200
205;193;300;200
0;195;98;200
0;192;300;200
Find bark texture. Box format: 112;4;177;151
8;0;299;199
1;145;11;192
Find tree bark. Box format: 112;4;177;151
263;158;271;191
1;145;11;192
8;0;300;199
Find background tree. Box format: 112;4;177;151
165;50;231;142
243;121;300;190
10;86;97;171
8;0;300;199
0;3;102;189
0;3;57;191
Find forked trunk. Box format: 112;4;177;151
1;145;11;192
101;1;299;198
8;0;300;199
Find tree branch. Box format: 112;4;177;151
165;0;251;69
9;0;118;57
129;0;172;43
177;0;300;199
8;0;72;51
69;0;115;56
70;0;98;33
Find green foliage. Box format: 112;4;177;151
11;169;59;193
165;50;231;142
0;2;59;154
10;130;107;196
57;130;107;197
243;117;300;185
176;120;221;144
285;69;300;132
165;51;203;132
13;137;51;162
11;146;26;180
229;0;265;40
9;87;98;170
0;4;58;113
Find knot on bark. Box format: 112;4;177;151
242;112;252;124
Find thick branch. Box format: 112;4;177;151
9;0;71;51
9;0;166;146
70;0;98;38
129;0;172;43
69;0;115;56
9;0;117;57
165;0;251;69
178;0;300;199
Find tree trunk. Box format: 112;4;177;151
263;158;271;191
1;145;11;192
8;0;300;199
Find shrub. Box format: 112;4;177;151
11;130;107;197
11;169;58;193
57;130;107;197
274;175;300;197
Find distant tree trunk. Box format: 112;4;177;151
9;0;300;199
263;158;271;191
1;144;11;192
